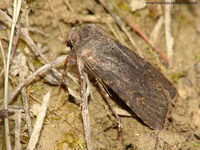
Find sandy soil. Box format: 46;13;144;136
0;0;200;150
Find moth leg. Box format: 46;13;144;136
63;54;76;75
150;88;173;149
96;80;123;141
77;57;93;150
163;89;173;130
60;54;76;86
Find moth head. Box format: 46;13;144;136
66;27;80;49
66;24;98;50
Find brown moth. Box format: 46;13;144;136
65;24;177;130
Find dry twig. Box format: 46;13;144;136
165;2;174;67
10;23;21;59
14;110;22;150
0;40;6;77
77;58;93;150
21;88;33;136
26;90;51;150
3;1;22;149
150;16;164;45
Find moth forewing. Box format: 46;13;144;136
65;24;177;130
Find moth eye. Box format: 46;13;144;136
67;39;73;48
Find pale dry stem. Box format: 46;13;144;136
26;90;51;150
14;110;22;150
165;2;174;67
4;1;22;150
77;58;93;150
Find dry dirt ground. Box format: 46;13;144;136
0;0;200;150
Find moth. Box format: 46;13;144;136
64;24;177;130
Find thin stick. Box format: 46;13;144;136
28;27;49;37
26;90;51;150
150;16;164;45
0;45;5;82
4;1;22;150
77;58;93;150
0;40;6;76
163;89;173;130
0;40;7;125
0;68;4;78
14;110;22;150
165;2;174;67
0;10;12;26
154;132;160;150
21;88;33;136
98;0;143;58
8;55;67;104
11;24;21;59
